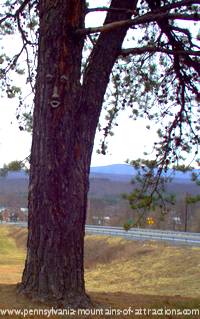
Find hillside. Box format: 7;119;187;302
0;164;199;200
1;164;200;232
0;172;199;208
90;164;197;183
1;163;198;182
0;225;200;318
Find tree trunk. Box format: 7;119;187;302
18;0;137;307
18;0;91;307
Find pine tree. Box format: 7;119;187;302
0;0;199;306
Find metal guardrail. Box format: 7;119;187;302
3;222;200;246
86;224;200;237
86;225;200;246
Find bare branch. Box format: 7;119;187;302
16;16;32;45
25;45;35;93
76;12;200;35
121;46;200;57
86;6;135;15
16;0;31;16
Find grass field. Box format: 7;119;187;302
0;225;200;318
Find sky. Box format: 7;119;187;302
0;97;30;167
0;95;157;167
0;0;159;168
0;1;197;168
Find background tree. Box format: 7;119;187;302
123;159;176;230
124;162;200;231
0;159;29;177
0;0;199;307
173;165;200;232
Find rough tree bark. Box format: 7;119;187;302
18;0;137;307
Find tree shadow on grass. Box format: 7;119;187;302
0;283;30;308
0;284;200;319
91;290;200;307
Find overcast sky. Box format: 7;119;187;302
0;96;158;167
1;0;196;168
0;1;160;168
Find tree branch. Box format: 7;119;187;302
16;0;31;16
0;0;31;25
151;0;200;14
86;6;135;15
76;12;200;35
121;46;200;57
87;0;200;15
0;13;14;25
80;0;137;129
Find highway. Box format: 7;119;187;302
4;222;200;246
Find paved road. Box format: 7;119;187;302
4;222;200;246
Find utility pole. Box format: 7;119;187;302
184;193;189;232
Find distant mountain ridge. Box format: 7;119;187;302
3;171;28;179
90;164;198;183
0;164;198;183
90;164;134;175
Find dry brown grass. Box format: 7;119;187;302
84;235;200;298
0;225;200;318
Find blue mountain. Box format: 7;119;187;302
90;164;198;183
6;171;28;179
1;164;198;183
90;164;135;175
